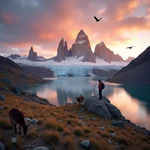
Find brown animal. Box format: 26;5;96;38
76;95;84;107
9;108;30;136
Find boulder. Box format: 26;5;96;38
106;103;125;119
13;86;25;95
112;120;125;128
1;78;13;86
33;146;50;150
80;140;90;148
0;95;5;101
0;142;4;150
84;96;124;119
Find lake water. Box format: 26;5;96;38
26;77;150;130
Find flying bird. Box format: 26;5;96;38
94;16;102;22
127;46;134;49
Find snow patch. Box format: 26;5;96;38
78;34;86;38
75;40;85;44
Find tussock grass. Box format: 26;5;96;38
44;117;64;132
0;117;12;129
16;136;24;150
116;135;129;146
74;127;84;137
26;129;39;140
63;128;72;136
82;126;91;134
87;138;110;150
42;130;61;145
67;118;81;126
63;137;77;150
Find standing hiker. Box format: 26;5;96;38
98;80;105;100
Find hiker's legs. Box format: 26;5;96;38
99;90;102;100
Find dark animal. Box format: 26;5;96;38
76;95;85;107
94;16;102;22
9;108;30;136
127;46;134;49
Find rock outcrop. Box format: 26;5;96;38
94;42;124;62
108;46;150;84
28;47;39;61
84;96;125;119
53;38;69;62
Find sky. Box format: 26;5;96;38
0;0;150;60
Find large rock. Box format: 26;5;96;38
33;146;50;150
1;78;13;86
80;140;90;148
0;95;5;101
112;120;125;128
0;141;4;150
84;96;124;119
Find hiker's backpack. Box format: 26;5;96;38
102;82;105;89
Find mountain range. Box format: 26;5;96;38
8;29;134;63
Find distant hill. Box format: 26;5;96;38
0;55;46;86
108;46;150;84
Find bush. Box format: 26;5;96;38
27;130;38;140
0;118;12;129
42;130;61;145
63;137;77;150
74;127;84;137
44;118;64;132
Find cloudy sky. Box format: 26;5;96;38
0;0;150;59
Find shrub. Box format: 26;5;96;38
83;127;91;134
116;136;129;146
44;118;64;132
42;130;61;145
63;137;77;150
74;127;84;137
27;130;38;140
63;128;72;136
0;117;12;129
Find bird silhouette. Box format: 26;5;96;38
127;46;134;49
94;16;102;22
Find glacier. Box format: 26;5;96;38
10;56;128;77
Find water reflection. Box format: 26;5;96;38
26;77;150;130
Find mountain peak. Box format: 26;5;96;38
98;41;106;47
28;47;39;61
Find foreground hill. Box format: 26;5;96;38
0;55;46;86
108;46;150;84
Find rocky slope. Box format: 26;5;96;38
21;65;54;78
108;46;150;84
0;55;46;86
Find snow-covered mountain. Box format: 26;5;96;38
69;29;95;63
